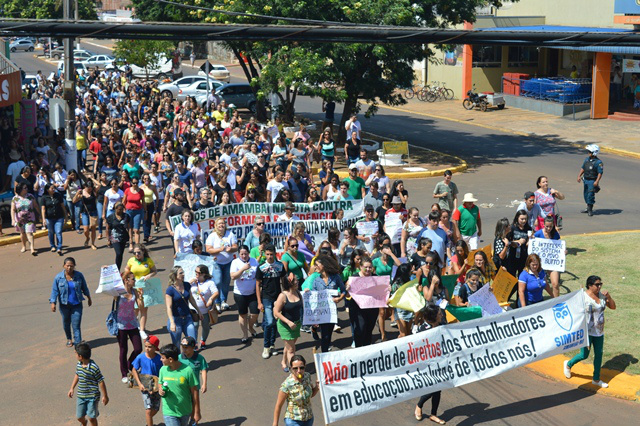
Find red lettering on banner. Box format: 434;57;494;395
208;220;215;229
226;215;255;226
406;339;442;365
322;361;349;385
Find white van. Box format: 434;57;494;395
57;61;89;77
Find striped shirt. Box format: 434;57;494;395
75;360;104;399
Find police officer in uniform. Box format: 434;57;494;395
577;144;603;217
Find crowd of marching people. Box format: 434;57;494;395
1;65;615;426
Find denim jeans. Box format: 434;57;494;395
59;303;83;343
213;262;231;304
46;218;64;250
77;149;86;171
143;202;155;239
66;200;82;231
127;208;144;230
163;415;190;426
167;315;197;346
284;418;314;426
262;298;277;348
96;201;104;234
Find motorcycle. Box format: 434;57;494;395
462;85;488;111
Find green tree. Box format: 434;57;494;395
113;39;175;80
0;0;97;19
131;0;509;135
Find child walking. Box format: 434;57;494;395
68;342;109;426
131;335;163;426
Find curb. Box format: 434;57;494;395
525;354;639;401
377;103;640;161
0;221;74;248
333;131;468;179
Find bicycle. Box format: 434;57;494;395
405;83;428;100
426;81;455;102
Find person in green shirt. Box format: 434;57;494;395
249;233;272;265
122;155;143;181
158;344;201;426
281;237;309;282
344;164;366;200
178;337;208;393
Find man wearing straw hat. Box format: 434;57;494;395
452;193;482;250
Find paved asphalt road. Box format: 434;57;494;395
2;44;637;426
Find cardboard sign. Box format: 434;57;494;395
467;284;503;317
388;278;425;312
492;268;519;303
96;264;126;297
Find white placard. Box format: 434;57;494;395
468;284;503;317
530;239;566;272
96;264;126;297
303;290;338;325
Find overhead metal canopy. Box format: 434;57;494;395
1;19;640;46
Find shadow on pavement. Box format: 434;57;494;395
85;336;115;350
193;416;247;426
208;357;241;371
593;208;623;216
443;389;593;425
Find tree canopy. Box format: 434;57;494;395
113;39;175;80
131;0;509;139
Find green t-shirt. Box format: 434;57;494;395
179;353;208;388
281;251;306;282
344;176;365;200
372;256;393;276
249;246;266;264
454;204;479;237
123;163;142;180
158;363;198;417
342;266;359;283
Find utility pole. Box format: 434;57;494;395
75;0;81;50
63;0;77;171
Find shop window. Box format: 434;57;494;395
508;47;539;67
472;45;502;68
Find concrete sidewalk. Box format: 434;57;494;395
381;98;640;159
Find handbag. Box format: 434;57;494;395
106;297;120;336
554;202;563;231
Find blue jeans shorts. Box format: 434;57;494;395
127;208;144;229
76;397;99;419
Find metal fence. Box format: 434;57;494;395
502;77;592;104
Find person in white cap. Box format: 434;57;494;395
577;144;603;217
452;193;482;250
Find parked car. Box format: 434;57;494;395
177;80;224;102
128;57;174;80
57;61;89;77
22;74;38;91
62;50;94;61
215;83;257;112
49;46;65;59
197;64;231;82
82;54;115;69
10;39;35;52
158;76;207;99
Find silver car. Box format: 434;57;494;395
83;55;114;68
10;39;35;52
177;79;224;101
158;76;207;99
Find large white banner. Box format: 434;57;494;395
315;291;588;424
170;200;365;251
530;239;566;272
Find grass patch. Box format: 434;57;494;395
561;231;640;375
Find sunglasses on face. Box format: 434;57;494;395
291;366;305;371
425;261;435;266
290;244;298;248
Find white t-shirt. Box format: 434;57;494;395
189;279;219;314
205;230;238;264
267;180;285;202
231;257;259;295
6;161;26;188
174;222;201;254
355;158;376;180
345;119;361;139
105;188;125;211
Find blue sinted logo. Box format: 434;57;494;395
552;302;573;332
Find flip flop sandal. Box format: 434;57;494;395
66;340;74;347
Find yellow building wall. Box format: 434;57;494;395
426;63;464;99
495;0;623;29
